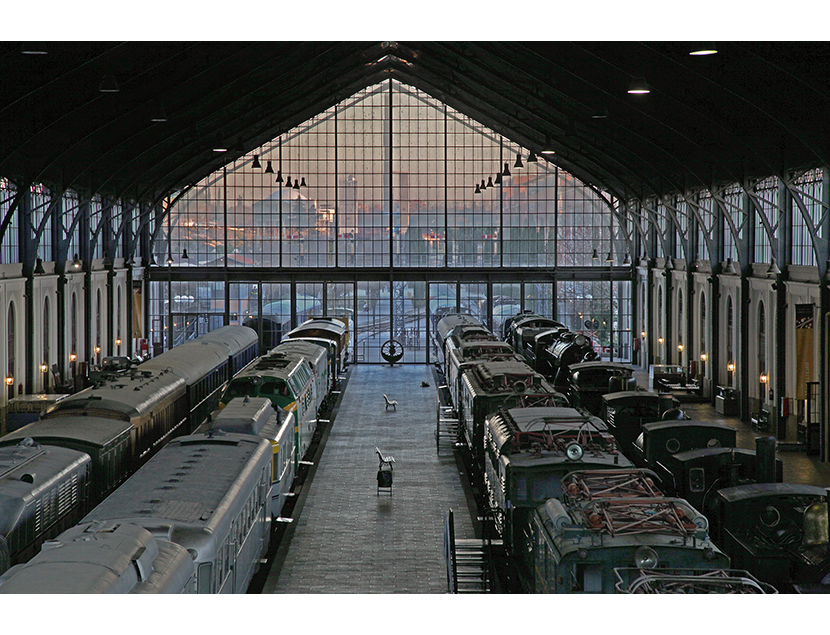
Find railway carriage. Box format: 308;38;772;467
630;420;739;473
220;347;318;466
483;406;629;556
284;317;348;378
445;340;521;414
0;521;196;594
0;440;91;574
0;417;132;502
709;483;830;591
601;391;680;457
458;359;563;465
82;432;273;594
530;495;729;593
210;396;296;520
271;340;330;415
39;366;190;466
566;361;637;416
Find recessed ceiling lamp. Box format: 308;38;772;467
98;74;120;93
627;77;651;94
689;42;718;56
149;101;168;123
20;42;48;55
212;147;227;153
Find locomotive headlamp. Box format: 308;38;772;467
634;546;659;569
566;442;584;461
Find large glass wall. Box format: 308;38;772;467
152;79;628;362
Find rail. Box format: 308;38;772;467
443;509;458;593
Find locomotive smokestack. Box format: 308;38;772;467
755;436;777;484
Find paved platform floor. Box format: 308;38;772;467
263;364;475;594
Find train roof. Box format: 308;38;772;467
211;397;277;437
238;349;309;378
140;340;229;385
42;368;186;421
196;325;258;351
569;361;636;374
0;416;134;448
0;442;91;534
288;318;347;336
498;406;607;431
463;361;554;396
642;420;736;432
716;482;828;504
272;340;328;364
83;433;271;558
602;391;672;404
670;446;756;462
436;313;484;340
0;521;194;594
541;496;711;542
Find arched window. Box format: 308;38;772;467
7;302;15;387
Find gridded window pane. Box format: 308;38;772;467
719;183;743;263
1;179;19;264
791;169;824;266
752;177;778;264
30;184;52;262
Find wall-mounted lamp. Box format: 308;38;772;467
727;361;735;373
72;254;82;269
641;330;646;340
40;363;49;373
657;337;664;345
116;338;122;347
5;376;14;386
69;353;77;362
760;372;768;384
700;352;708;362
94;345;101;354
677;343;684;353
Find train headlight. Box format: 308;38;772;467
634;546;659;569
566;442;584;461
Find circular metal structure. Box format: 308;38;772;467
380;340;404;365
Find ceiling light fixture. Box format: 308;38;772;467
527;151;538;163
690;42;718;56
514;152;524;169
72;254;82;269
252;155;262;169
275;170;283;184
766;258;781;277
541;147;556;155
592;248;599;260
20;42;48;55
149;101;168;123
480;179;487;191
486;176;494;188
591;109;609;119
265;160;274;174
627;76;651;94
502;162;511;178
606;251;614;263
285;176;292;188
293;179;300;190
475;183;481;194
494;172;502;185
182;249;189;260
300;177;307;187
98;74;120;93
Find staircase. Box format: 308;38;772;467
435;386;461;454
443;509;498;593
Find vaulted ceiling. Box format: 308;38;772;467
1;41;828;205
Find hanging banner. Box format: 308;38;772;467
795;303;814;400
132;281;143;339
